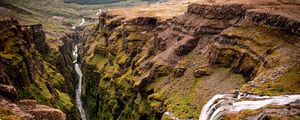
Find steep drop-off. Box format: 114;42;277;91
0;18;80;119
80;2;300;120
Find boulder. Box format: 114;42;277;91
0;84;17;99
193;68;210;78
19;99;37;110
28;107;66;120
174;37;198;56
174;67;186;77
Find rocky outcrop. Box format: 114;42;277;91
0;98;66;120
245;10;300;35
187;4;246;19
0;18;78;119
126;17;157;28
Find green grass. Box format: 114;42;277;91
249;68;300;96
88;54;109;70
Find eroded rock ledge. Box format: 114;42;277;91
0;98;66;120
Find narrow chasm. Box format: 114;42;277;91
1;0;299;120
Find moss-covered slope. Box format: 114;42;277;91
0;18;79;119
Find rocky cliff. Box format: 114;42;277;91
81;2;300;120
0;18;80;119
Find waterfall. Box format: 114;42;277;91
79;18;86;26
73;45;87;120
199;92;300;120
72;18;86;30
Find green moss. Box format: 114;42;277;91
149;100;162;111
125;25;150;32
154;65;173;77
135;94;151;115
127;32;149;42
251;68;300;96
44;62;65;88
0;108;20;120
102;62;120;79
55;89;74;111
88;54;108;70
19;78;54;105
229;73;245;84
0;115;20;120
116;52;130;65
165;95;202;119
0;109;13;116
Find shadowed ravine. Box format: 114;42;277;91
73;45;87;120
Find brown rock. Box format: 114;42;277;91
127;17;157;27
28;108;66;120
194;68;210;78
187;3;246;19
19;99;37;110
174;37;198;56
174;67;186;77
0;84;17;99
243;112;268;120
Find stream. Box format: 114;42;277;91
73;45;87;120
199;92;300;120
71;16;87;120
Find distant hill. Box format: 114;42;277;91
64;0;160;5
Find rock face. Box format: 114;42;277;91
81;2;300;120
0;98;66;120
187;4;246;19
0;18;78;119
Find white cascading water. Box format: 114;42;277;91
71;17;87;120
79;18;86;26
199;92;300;120
72;18;86;29
73;45;87;120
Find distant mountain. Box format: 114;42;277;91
64;0;160;5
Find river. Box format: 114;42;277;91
73;45;87;120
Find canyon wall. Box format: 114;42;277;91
81;3;300;119
0;18;80;119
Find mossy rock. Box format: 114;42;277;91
44;62;65;89
154;65;173;77
0;115;20;120
116;52;130;66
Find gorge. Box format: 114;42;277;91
73;45;87;120
0;0;300;120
